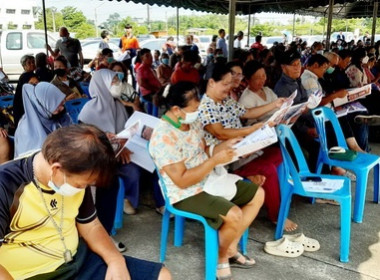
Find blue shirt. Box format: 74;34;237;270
216;37;228;57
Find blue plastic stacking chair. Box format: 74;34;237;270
64;98;89;124
275;124;351;262
79;82;91;99
148;144;248;280
312;107;380;223
111;177;125;236
0;95;14;109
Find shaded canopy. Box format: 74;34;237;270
105;0;375;18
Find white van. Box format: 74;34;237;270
0;30;57;81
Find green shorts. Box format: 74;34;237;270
173;180;259;229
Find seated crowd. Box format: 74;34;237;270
1;25;380;279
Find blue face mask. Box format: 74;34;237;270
116;72;125;81
61;36;68;43
107;57;114;64
162;58;169;65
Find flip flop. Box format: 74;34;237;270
315;198;339;206
283;233;320;252
264;237;304;257
229;251;255;269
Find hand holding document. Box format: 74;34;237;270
111;120;140;158
332;84;371;107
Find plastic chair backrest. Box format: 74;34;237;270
64;98;89;124
312;107;348;153
0;95;14;109
276;125;311;192
79;82;91;99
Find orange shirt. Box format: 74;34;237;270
120;36;140;52
170;66;200;85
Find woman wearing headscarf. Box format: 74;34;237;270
79;69;158;216
13;54;39;128
14;82;71;158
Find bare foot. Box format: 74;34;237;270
247;175;266;187
274;219;298;232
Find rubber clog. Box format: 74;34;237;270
264;237;304;257
283;233;320;252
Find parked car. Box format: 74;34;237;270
81;40;121;63
0;29;57;81
263;36;284;49
198;35;212;56
136;34;156;42
139;38;167;53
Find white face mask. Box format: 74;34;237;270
62;80;70;86
48;173;83;196
180;110;199;124
316;50;324;55
362;56;369;64
110;83;123;98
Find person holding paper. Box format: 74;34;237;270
199;63;298;232
78;69;143;216
150;82;264;280
238;60;285;125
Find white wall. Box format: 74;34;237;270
0;0;38;30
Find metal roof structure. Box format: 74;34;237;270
104;0;376;18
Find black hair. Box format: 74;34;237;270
101;48;113;57
139;48;151;57
35;52;47;69
218;29;225;35
100;30;109;39
42;124;117;187
165;82;200;109
338;49;352;60
351;47;367;70
211;62;230;82
182;50;198;64
109;61;127;78
243;60;264;80
212;35;218;42
306;54;329;67
154;49;161;56
255;35;262;42
226;61;243;72
55;55;68;68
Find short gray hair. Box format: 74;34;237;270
20;54;35;67
324;51;339;63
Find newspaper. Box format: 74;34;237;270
332;84;371;107
334;101;368;118
221;124;277;166
110;120;140;158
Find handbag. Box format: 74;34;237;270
203;166;241;200
328;146;358;161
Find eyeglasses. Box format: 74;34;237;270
231;70;244;79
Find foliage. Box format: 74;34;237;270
35;7;64;32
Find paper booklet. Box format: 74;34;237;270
266;90;311;128
302;178;345;193
111;120;140;158
122;111;160;173
334;101;368;118
332;84;371;107
222;124;278;166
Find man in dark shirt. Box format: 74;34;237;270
274;50;319;171
47;27;84;68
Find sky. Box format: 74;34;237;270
40;0;301;25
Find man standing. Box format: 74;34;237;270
216;29;228;58
119;24;140;88
337;31;345;41
234;31;244;49
250;35;264;52
47;27;83;68
99;30;110;50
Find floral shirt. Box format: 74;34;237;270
199;94;246;146
149;120;207;204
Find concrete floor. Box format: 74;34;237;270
113;143;380;280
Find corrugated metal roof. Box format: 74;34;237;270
104;0;375;18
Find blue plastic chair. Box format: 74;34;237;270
79;82;91;99
312;107;380;223
64;98;89;124
275;124;351;262
111;177;125;236
0;95;14;109
148;144;248;280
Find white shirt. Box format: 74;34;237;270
238;87;278;125
234;38;241;49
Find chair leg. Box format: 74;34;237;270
339;196;351;263
111;178;125;235
174;216;185;246
353;171;370;223
239;228;249;255
373;164;379;204
160;209;171;262
205;226;218;280
275;189;293;240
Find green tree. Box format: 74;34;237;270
61;6;87;31
35;7;64;32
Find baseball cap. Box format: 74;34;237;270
280;50;301;65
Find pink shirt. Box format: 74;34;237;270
136;63;162;96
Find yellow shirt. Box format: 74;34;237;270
0;181;86;279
